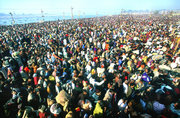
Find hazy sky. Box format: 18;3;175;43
0;0;179;15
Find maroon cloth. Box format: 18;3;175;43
174;88;180;95
137;61;141;68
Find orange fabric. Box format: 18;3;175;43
33;66;37;73
24;67;30;73
105;44;109;50
141;65;145;69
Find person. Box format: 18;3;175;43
50;103;62;118
0;14;180;118
3;88;20;117
169;101;180;116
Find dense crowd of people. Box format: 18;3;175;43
0;14;180;118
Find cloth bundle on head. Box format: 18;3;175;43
56;89;71;106
48;75;55;81
153;101;165;114
108;63;115;73
97;67;105;77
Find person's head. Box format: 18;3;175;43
96;89;101;96
107;82;112;89
128;100;133;107
83;89;88;95
73;70;77;74
134;59;138;64
174;101;180;109
38;105;46;113
102;74;106;79
82;81;88;87
88;61;91;65
54;68;57;72
12;89;17;95
124;80;128;84
56;82;60;87
130;83;135;88
91;69;96;75
12;88;19;98
95;58;99;63
88;84;93;89
145;68;148;73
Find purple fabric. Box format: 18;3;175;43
141;73;151;82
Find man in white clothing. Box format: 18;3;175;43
123;80;128;95
85;62;92;74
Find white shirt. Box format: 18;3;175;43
63;39;67;46
97;42;101;49
38;79;43;85
108;63;115;73
123;83;128;94
85;54;89;62
43;81;48;88
118;99;127;110
89;77;105;86
102;42;106;50
122;55;126;61
81;51;85;56
55;85;61;94
97;67;105;77
89;38;92;43
55;76;60;83
103;89;113;102
175;57;180;66
85;64;91;73
91;61;96;67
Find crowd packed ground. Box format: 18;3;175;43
0;14;180;118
